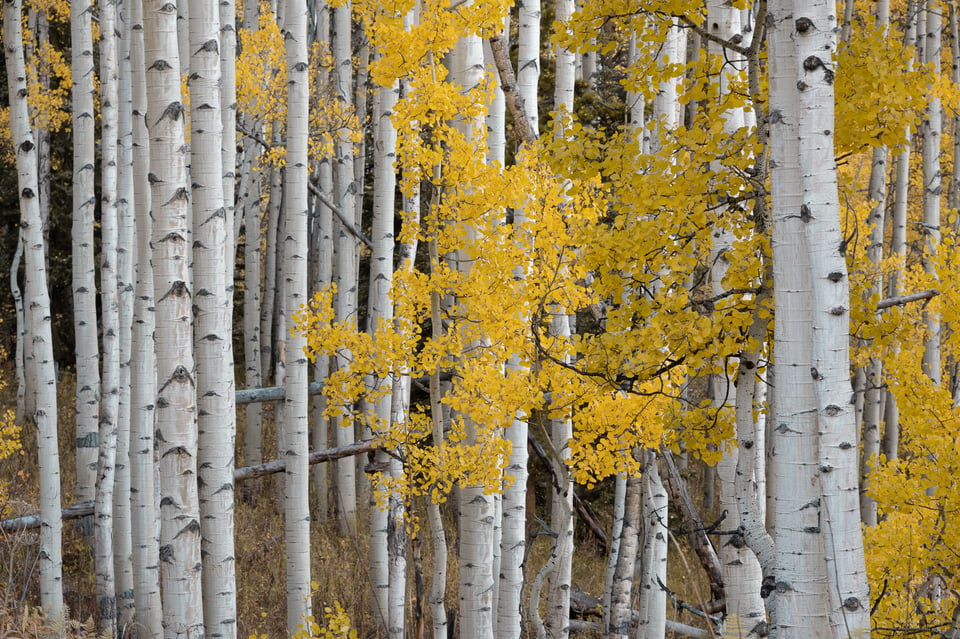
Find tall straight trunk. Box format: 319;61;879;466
921;0;942;384
96;0;121;629
860;0;891;528
606;473;641;639
310;2;332;519
333;0;359;536
706;1;765;627
143;0;203;629
368;73;400;632
602;474;626;635
190;0;238;635
283;0;313;628
795;3;871;634
882;3;917;461
128;0;163;631
3;0;64;616
635;453;667;639
768;1;831;635
71;0;101;540
221;0;237;256
114;5;136;625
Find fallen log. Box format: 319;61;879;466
0;440;376;532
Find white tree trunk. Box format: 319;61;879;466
795;3;871;634
368;72;399;631
607;474;641;639
768;1;831;635
190;0;238;635
333;1;359;536
921;0;942;384
3;0;64;617
283;0;313;628
635;453;667;639
96;0;121;628
71;0;101;541
602;474;626;635
114;5;136;625
128;0;163;630
143;0;203;628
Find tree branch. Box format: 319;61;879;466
876;288;939;310
487;34;538;147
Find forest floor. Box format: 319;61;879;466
0;370;714;638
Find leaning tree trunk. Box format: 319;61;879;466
3;0;64;618
71;0;101;542
143;0;204;629
283;0;313;629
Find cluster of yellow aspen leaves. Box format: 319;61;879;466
6;0;960;632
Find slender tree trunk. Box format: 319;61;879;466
3;0;64;617
143;0;204;628
190;0;238;635
283;0;313;628
635;453;667;639
114;5;137;626
333;0;359;537
128;0;163;631
95;0;122;629
602;474;626;635
368;72;399;632
71;0;101;541
606;473;641;639
921;0;942;384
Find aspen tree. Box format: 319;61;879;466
768;0;830;635
860;0;891;529
190;0;238;634
795;2;871;634
368;69;400;633
115;10;137;625
706;1;765;628
333;0;359;536
71;0;101;540
128;0;164;631
920;0;942;385
4;0;64;619
546;0;577;633
95;0;121;629
282;0;313;627
143;0;203;627
607;475;642;639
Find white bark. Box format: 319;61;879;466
3;0;64;617
114;4;136;626
768;1;830;635
190;0;238;635
795;3;871;634
143;0;203;629
368;73;399;631
96;0;122;629
921;0;942;384
71;0;101;539
602;474;626;635
635;454;667;639
333;1;359;536
128;0;163;630
283;0;313;628
607;474;641;639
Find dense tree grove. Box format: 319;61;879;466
4;0;960;638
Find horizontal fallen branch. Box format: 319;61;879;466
235;380;325;405
568;617;706;639
0;440;376;533
877;288;939;310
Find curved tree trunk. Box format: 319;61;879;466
3;0;64;617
